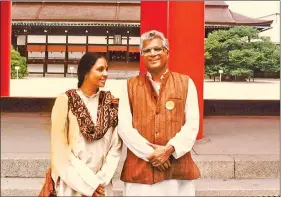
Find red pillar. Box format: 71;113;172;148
141;2;205;139
168;2;205;139
0;1;12;97
140;1;168;74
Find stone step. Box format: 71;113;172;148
1;153;279;179
1;178;279;196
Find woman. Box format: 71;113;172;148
50;53;121;196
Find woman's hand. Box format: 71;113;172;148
92;184;105;196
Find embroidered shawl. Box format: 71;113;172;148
65;89;119;141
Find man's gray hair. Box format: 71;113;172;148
140;30;169;51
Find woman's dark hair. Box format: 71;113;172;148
77;52;105;88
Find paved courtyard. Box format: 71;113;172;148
8;75;280;100
1;113;279;155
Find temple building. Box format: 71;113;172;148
258;13;280;45
11;1;273;76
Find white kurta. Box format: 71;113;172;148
51;90;122;196
118;72;200;196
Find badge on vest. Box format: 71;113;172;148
165;101;175;110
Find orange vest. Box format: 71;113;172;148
121;71;200;184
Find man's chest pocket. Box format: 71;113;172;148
164;98;185;122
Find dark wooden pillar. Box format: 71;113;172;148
106;31;109;61
11;31;18;50
24;29;28;61
64;30;68;77
86;30;89;53
43;29;48;77
126;30;130;63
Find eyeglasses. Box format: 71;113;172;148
141;46;166;56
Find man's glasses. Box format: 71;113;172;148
141;46;166;56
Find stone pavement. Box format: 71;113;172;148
1;113;280;196
9;76;280;100
1;114;279;155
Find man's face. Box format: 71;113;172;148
141;37;169;74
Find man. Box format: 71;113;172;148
118;30;200;196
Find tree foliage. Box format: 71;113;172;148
11;46;28;79
205;26;280;80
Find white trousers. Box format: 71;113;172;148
124;180;195;196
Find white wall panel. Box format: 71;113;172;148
28;52;45;58
48;52;65;58
88;36;107;44
69;52;85;59
129;37;140;45
48;36;66;43
68;64;78;73
28;35;46;43
28;64;44;72
109;39;114;45
68;36;86;44
47;64;64;73
122;38;127;45
17;35;26;45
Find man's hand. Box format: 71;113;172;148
156;160;171;171
93;184;105;196
147;142;175;167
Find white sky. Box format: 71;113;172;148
226;1;280;18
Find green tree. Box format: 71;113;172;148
205;26;280;81
11;46;28;79
250;37;280;72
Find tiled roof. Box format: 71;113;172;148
12;2;273;27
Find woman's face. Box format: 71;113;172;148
86;57;109;88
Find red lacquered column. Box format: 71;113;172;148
168;2;205;139
1;1;12;97
140;2;168;74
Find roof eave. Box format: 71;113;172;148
12;21;141;27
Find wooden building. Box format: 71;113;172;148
11;1;273;76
